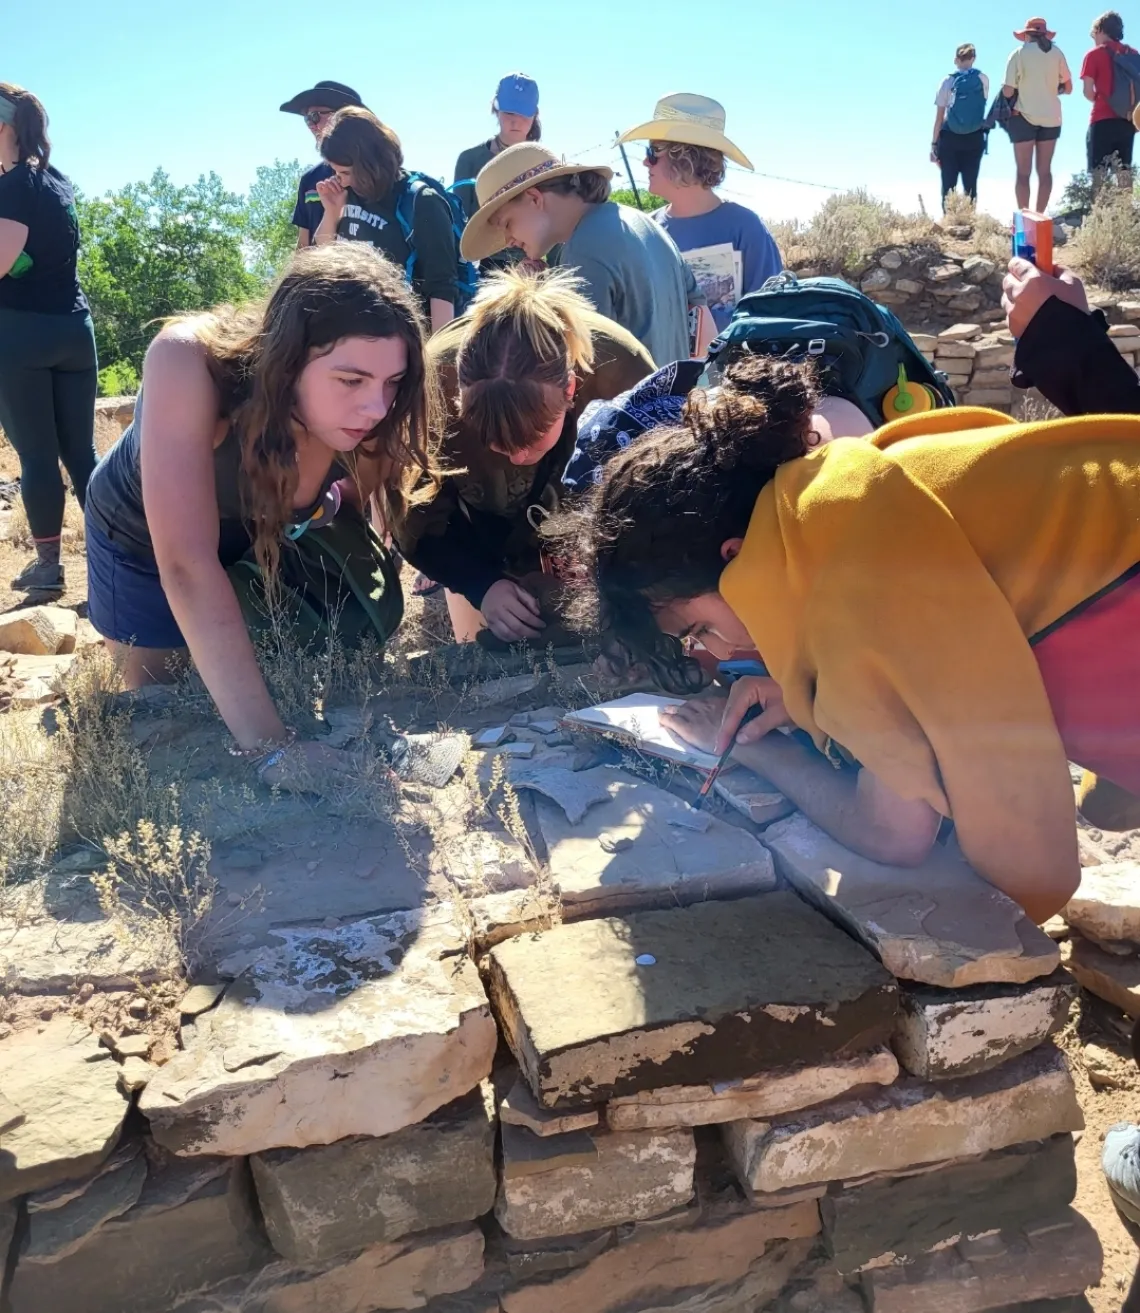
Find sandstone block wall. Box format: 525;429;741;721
0;686;1108;1311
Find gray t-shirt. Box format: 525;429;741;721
553;202;702;366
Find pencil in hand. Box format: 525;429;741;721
691;703;764;811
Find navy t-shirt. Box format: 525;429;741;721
292;161;334;242
0;162;88;315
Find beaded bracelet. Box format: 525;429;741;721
228;726;297;763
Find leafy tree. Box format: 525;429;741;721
610;187;666;211
77;169;256;392
244;159;304;281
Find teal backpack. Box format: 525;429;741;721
708;273;954;426
394;172;480;313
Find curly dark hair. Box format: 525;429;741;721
544;354;820;688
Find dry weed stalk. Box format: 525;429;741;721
92;808;216;975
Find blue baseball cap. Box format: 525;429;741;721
494;73;539;118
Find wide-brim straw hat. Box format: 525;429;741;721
460;144;614;262
618;93;754;171
1014;16;1056;39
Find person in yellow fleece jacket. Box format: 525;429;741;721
553;278;1140;925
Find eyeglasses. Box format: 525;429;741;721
644;145;661;166
304;108;334;127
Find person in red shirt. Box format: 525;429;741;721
1080;10;1138;179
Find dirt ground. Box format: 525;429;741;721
2;427;1140;1311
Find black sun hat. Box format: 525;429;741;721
279;80;364;116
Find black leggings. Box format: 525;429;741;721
938;129;986;205
0;307;98;540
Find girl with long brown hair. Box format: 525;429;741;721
84;243;438;783
0;83;98;598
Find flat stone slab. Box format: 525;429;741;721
501;1076;599;1137
723;1043;1082;1193
0;890;180;994
893;968;1076;1080
0;1017;129;1202
486;891;897;1108
607;1048;899;1131
173;1224;485;1312
9;1153;269;1313
250;1084;496;1264
500;1122;598;1179
762;814;1060;987
713;766;794;825
495;1125;696;1240
23;1139;147;1262
1064;862;1140;945
141;904;497;1156
1063;933;1140;1017
500;1203;819;1313
862;1210;1102;1312
200;818;436;962
534;769;777;916
822;1134;1077;1274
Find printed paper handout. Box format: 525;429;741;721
682;242;743;320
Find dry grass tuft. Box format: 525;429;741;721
798;189;933;274
1070;189;1140;290
92;810;215;974
0;711;64;885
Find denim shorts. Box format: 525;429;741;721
85;517;186;649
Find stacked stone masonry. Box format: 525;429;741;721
0;687;1112;1310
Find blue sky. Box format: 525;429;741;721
13;0;1102;224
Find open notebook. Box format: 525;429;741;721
563;694;722;772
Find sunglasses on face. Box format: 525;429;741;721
304;109;333;127
644;146;661;166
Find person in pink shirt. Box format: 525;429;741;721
1080;10;1139;181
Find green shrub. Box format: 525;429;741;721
97;359;140;397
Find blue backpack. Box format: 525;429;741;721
1109;47;1140;121
708;273;954;426
393;172;479;314
946;68;988;134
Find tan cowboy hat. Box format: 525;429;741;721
1014;16;1056;40
618;93;754;171
460;144;614;261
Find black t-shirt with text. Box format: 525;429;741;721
292;161;333;242
334;173;458;308
0;162;88;315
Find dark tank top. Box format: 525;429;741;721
86;399;342;567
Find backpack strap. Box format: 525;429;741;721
393;173;424;286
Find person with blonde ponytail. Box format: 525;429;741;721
396;266;653;643
0;83;98;597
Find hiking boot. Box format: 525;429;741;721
11;558;65;596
